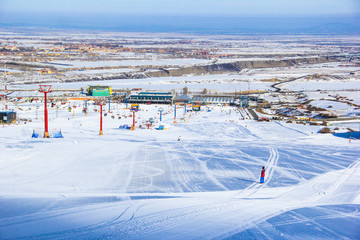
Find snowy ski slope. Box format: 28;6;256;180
0;104;359;239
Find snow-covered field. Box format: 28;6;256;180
1;102;359;239
309;100;360;117
283;79;360;92
53;58;213;69
7;73;274;93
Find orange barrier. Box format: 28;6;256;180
67;97;93;101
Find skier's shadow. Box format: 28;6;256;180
235;177;256;183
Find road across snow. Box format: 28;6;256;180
0;104;359;239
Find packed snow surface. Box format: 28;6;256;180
0;103;359;239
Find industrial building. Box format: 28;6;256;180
175;94;193;103
0;111;16;124
87;85;112;96
127;92;174;104
191;96;235;104
234;96;250;108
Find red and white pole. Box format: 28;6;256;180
130;110;135;130
133;111;135;128
99;104;103;135
44;91;49;138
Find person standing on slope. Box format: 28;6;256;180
260;166;265;183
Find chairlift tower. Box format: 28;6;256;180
173;104;178;124
96;100;106;135
84;100;89;116
39;85;52;138
158;108;163;121
130;110;136;130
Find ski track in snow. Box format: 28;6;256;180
236;147;279;198
274;121;309;136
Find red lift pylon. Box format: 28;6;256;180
130;110;135;130
39;85;52;138
97;100;105;135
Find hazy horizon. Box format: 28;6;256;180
0;14;359;35
0;0;359;35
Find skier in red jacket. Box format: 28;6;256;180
260;166;265;183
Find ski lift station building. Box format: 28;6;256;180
191;96;235;104
127;91;174;104
0;111;16;124
87;85;112;96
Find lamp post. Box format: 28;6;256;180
39;85;52;138
4;65;8;111
183;100;187;122
108;96;111;113
5;85;7;110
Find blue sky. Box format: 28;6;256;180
1;0;359;17
0;0;359;34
